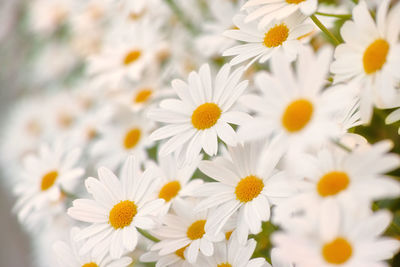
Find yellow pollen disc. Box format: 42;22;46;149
175;245;189;260
235;175;264;203
158;181;181;202
264;24;289;48
40;171;59;191
109;200;137;229
123;128;141;149
187;220;206;240
225;230;233;240
191;103;222;130
322;237;353;264
363;39;390;74
123;50;141;65
217;263;232;267
286;0;305;4
82;263;98;267
282;99;313;133
317;171;350;197
134;89;153;103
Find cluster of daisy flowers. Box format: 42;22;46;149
1;0;400;266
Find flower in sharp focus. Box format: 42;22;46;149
330;0;400;123
194;140;293;244
13;140;84;224
223;12;313;66
148;63;251;163
67;156;164;259
242;0;318;28
53;227;133;267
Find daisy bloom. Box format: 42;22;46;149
330;0;400;122
150;199;224;263
273;203;400;267
53;227;132;267
194;140;293;244
242;0;318;28
223;12;313;66
238;47;356;152
148;64;251;163
140;245;191;267
13;140;84;223
152;154;204;214
67;156;164;259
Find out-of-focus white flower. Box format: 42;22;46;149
68;156;164;259
238;47;356;152
13;140;84;223
223;12;313;66
53;227;132;267
150;199;224;264
29;0;71;35
194;140;292;244
242;0;318;28
330;0;400;122
386;103;400;134
149;64;251;163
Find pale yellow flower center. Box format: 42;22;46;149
123;128;141;149
286;0;305;4
41;171;59;191
363;39;390;74
187;220;206;240
134;88;153;103
82;263;98;267
282;99;313;132
225;230;233;240
264;24;289;48
191;103;222;130
158;181;181;202
235;175;264;203
317;171;350;197
123;50;141;65
175;245;189;260
322;237;353;264
218;263;232;267
109;200;137;229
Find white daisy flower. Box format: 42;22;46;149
223;12;313;66
273;204;400;267
13;140;84;223
152;154;203;214
91;110;153;170
150;199;224;263
140;246;191;267
330;0;400;122
242;0;318;28
273;140;400;232
238;46;356;152
148;64;251;163
195;237;267;267
53;227;132;267
194;140;293;244
67;156;164;259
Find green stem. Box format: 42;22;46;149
310;14;341;46
165;0;197;34
332;139;352;152
137;228;160;242
315;12;352;20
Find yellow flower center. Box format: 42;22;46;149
235;175;264;203
134;88;153;103
322;237;353;264
286;0;305;4
363;39;390;74
225;230;233;240
40;171;59;191
109;200;137;229
82;263;98;267
187;220;206;240
158;181;181;202
175;245;189;260
191;103;222;130
317;171;350;197
123;50;141;65
123;128;141;149
218;263;232;267
264;24;289;48
282;99;313;133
